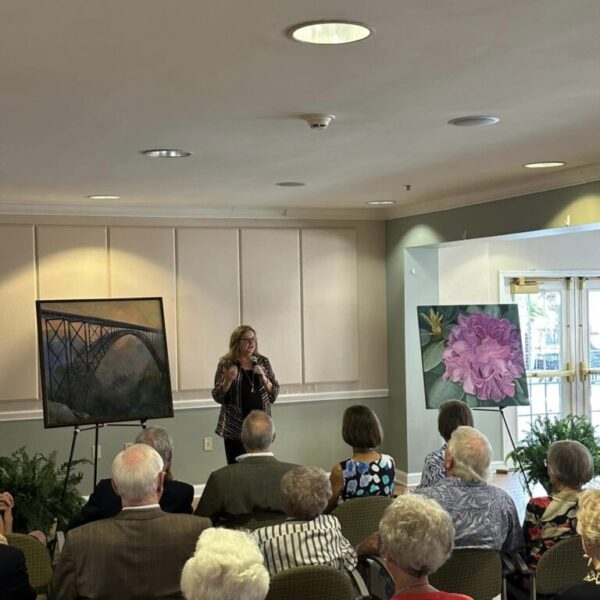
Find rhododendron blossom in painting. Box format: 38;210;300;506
442;312;525;402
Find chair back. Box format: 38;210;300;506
7;533;53;594
429;548;502;600
331;496;394;546
534;535;588;596
228;511;288;531
266;565;355;600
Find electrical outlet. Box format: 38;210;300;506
91;445;101;460
203;437;213;452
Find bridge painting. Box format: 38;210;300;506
37;298;173;428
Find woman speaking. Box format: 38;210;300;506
212;325;279;464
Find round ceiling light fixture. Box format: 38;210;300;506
276;181;306;187
524;161;566;169
448;115;500;127
87;195;121;200
288;21;373;45
141;148;192;158
367;200;396;206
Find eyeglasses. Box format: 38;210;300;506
241;337;256;343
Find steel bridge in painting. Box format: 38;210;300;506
41;310;167;409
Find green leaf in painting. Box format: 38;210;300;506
484;305;502;318
426;376;465;408
422;340;445;372
420;331;432;346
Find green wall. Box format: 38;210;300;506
386;180;600;472
0;396;389;494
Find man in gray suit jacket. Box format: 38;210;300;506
195;411;297;527
53;444;211;600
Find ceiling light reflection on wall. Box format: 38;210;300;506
448;116;500;127
141;149;192;158
87;195;121;200
524;161;566;168
289;21;373;45
367;200;396;206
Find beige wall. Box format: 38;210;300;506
0;214;387;490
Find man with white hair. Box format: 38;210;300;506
195;411;297;527
53;444;211;600
69;425;194;530
415;426;523;553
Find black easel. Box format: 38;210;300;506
473;406;532;497
61;419;147;503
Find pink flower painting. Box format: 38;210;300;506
419;304;529;408
442;312;525;402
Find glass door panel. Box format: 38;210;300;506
509;282;571;442
583;284;600;427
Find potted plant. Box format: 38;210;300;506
507;414;600;493
0;447;88;535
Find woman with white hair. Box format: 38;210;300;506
253;466;357;575
380;495;472;599
181;528;269;600
556;489;600;599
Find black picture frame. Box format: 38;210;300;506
36;297;174;428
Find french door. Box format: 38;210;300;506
502;275;600;445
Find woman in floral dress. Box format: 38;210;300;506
327;405;395;511
523;440;594;571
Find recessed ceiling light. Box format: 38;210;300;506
87;195;121;200
448;116;500;127
288;21;373;45
141;149;192;158
276;181;306;187
367;200;396;206
524;161;566;169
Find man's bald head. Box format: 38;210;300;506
241;411;275;453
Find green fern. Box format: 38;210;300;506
0;447;88;534
507;414;600;494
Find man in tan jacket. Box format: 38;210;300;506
53;443;211;600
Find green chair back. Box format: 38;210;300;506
534;535;588;596
266;566;355;600
331;496;394;547
7;533;53;595
429;548;502;600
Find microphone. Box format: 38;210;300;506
250;356;258;367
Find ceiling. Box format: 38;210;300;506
1;0;599;220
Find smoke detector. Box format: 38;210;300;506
301;113;336;130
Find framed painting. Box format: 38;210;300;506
36;297;173;428
418;304;530;409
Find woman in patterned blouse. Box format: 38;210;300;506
523;440;594;572
212;325;279;464
418;400;473;489
327;405;395;511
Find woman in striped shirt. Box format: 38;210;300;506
254;466;357;576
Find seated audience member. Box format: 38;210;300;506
416;426;523;553
0;531;36;600
195;411;297;527
69;425;193;530
0;491;46;544
556;489;600;600
53;444;211;600
181;528;269;600
523;440;594;572
380;495;472;600
327;405;395;511
254;466;357;575
418;400;473;488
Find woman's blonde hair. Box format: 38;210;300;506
577;489;600;550
223;325;258;361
